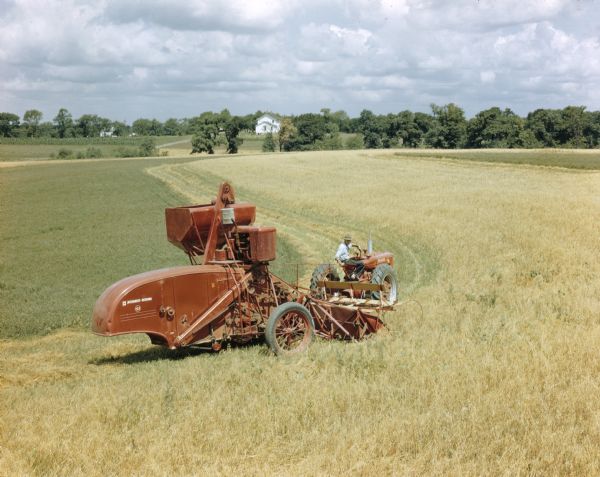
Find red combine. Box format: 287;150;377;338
92;182;395;355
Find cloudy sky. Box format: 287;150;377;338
0;0;599;121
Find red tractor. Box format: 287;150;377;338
310;243;398;305
92;183;394;355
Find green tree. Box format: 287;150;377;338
188;111;220;135
584;111;600;147
517;129;541;149
131;118;156;136
218;109;232;126
330;110;351;132
224;117;243;154
395;111;424;148
236;113;255;131
53;108;73;138
191;124;219;154
357;110;384;148
466;107;526;148
278;117;296;151
363;130;383;148
23;109;43;137
111;121;129;137
288;114;328;150
150;119;163;136
98;117;113;137
138;138;157;157
76;114;105;137
320;108;344;135
345;133;364;149
314;133;343;150
262;132;276;152
381;113;403;148
558;106;588;147
413;112;435;143
0;112;20;137
163;118;181;136
37;121;55;138
426;103;467;148
525;109;562;147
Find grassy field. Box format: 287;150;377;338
396;148;600;169
1;149;600;475
0;136;183;161
0;133;266;162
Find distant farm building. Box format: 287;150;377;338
255;114;280;134
100;127;115;138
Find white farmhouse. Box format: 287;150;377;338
100;127;115;138
255;114;280;134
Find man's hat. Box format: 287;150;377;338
344;234;352;241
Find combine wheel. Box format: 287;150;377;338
371;264;398;304
309;263;340;298
265;303;315;356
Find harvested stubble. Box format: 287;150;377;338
1;149;600;475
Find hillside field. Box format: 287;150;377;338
0;133;264;162
0;136;183;162
1;149;600;475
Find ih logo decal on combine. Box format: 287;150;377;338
121;297;153;307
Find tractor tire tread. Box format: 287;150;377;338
371;263;398;302
309;263;340;292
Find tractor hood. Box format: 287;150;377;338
361;251;394;269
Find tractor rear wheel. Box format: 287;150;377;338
309;263;340;298
265;303;315;356
371;264;398;304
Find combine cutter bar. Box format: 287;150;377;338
317;280;382;291
327;297;389;308
316;280;393;308
305;298;385;341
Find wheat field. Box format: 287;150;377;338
1;150;600;475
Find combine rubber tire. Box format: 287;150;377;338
265;303;315;356
309;263;340;298
371;264;398;304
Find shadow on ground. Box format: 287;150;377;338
89;339;268;366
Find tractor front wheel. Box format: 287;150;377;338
265;303;315;356
371;264;398;304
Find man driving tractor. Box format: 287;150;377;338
310;233;398;303
335;234;364;279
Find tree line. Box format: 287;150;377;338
268;105;600;151
1;104;599;151
0;108;264;140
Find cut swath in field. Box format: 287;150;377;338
147;157;434;296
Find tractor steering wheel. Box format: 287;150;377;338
351;243;362;258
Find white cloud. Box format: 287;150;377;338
132;68;148;80
480;71;496;84
298;23;374;61
328;25;372;55
104;0;298;32
493;22;600;77
380;75;411;89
